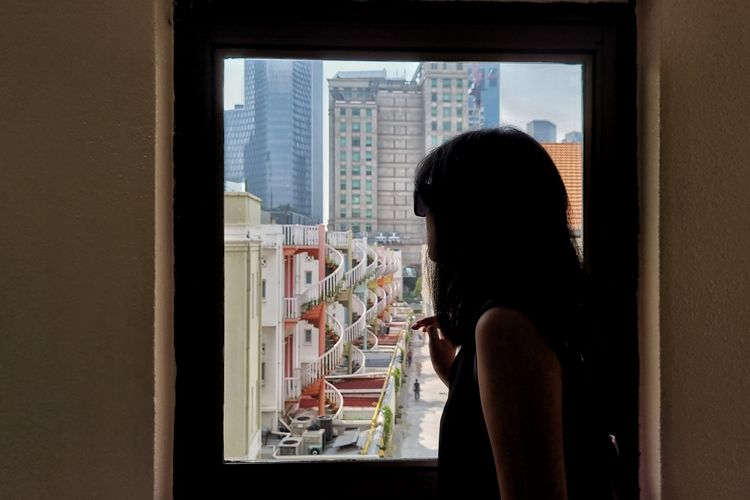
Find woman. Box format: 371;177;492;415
411;128;614;499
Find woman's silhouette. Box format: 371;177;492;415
411;128;615;500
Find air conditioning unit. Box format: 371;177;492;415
291;415;314;436
278;437;302;456
302;429;325;455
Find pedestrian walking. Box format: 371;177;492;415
413;379;420;401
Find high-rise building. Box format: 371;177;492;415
527;119;557;142
328;63;471;268
467;63;501;129
224;104;253;186
563;131;583;143
224;59;323;223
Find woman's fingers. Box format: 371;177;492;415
411;315;438;330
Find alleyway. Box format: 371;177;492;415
390;331;448;458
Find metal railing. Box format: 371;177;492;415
299;244;345;311
324;380;345;420
282;225;319;247
344;294;367;345
284;376;300;401
366;289;378;322
350;345;366;375
299;313;345;390
366;246;379;278
326;231;350;249
283;297;299;320
343;238;368;289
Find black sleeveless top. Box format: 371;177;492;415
437;300;616;500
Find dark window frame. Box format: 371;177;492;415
174;2;637;499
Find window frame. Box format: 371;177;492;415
174;2;637;498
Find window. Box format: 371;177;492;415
457;62;463;70
305;271;312;285
352;108;360;116
261;279;266;300
352;151;360;162
366;108;372;117
457;106;463;116
456;93;463;102
352;194;360;205
352;224;360;233
179;3;637;497
304;329;312;344
431;107;437;117
340;151;346;161
365;151;372;161
339;137;346;146
352;208;360;218
366;208;373;218
443;107;451;117
456;79;463;89
366;122;372;133
431;121;437;131
457;122;463;132
352;179;360;190
431;92;437;102
366;194;373;204
340;180;346;190
365;224;372;233
366;164;372;175
352;122;360;132
366;136;372;147
430;62;437;70
366;179;372;191
443;78;451;87
442;93;451;102
339;121;346;131
352;137;360;147
431;135;438;146
340;107;346;115
261;362;266;385
352;164;360;175
340;166;346;176
431;78;437;87
340;208;346;218
443;122;451;132
340;194;346;204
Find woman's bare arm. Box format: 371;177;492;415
475;307;567;500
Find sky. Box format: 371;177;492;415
223;59;583;219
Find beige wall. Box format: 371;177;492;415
639;0;750;498
0;1;173;499
3;0;750;498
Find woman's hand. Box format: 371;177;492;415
411;316;456;387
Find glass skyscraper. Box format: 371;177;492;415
224;59;323;222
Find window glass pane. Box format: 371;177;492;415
223;57;584;463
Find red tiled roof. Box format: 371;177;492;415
541;143;583;231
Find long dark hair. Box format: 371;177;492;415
414;127;585;347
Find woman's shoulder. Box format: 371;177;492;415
475;305;560;364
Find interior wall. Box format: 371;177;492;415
639;0;750;498
0;1;173;499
